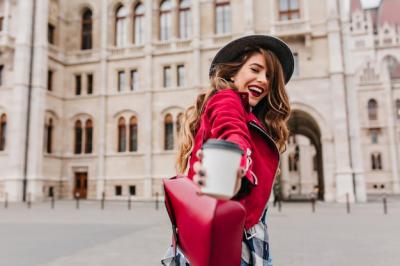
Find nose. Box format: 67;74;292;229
257;73;268;86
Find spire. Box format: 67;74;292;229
378;0;400;26
350;0;362;13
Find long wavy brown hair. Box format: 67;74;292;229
176;47;291;174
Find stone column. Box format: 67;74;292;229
97;0;109;199
243;0;254;34
143;0;154;199
303;0;310;21
26;0;49;201
322;137;335;202
192;0;201;88
327;0;354;202
383;68;400;193
345;75;367;201
269;0;276;25
280;152;290;198
9;1;35;201
3;0;10;34
340;2;367;202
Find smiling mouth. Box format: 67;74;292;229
248;86;264;97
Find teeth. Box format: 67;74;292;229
249;87;262;93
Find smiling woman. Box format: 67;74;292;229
161;35;294;266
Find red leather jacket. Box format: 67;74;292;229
188;88;280;230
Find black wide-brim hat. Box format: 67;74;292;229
209;35;294;84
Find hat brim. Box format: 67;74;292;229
209;35;294;84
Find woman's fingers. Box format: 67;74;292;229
196;149;204;160
193;161;207;176
193;174;206;186
237;167;245;178
233;167;245;196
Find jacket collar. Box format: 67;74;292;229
236;91;251;113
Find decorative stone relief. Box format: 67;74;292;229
360;62;380;84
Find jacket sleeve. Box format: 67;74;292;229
204;89;257;185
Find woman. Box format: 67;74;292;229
162;35;294;266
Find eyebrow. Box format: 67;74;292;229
249;63;265;69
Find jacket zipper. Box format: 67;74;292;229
248;120;281;177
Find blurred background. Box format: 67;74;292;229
0;0;399;205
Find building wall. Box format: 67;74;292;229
1;0;399;202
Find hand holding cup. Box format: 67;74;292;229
193;146;245;199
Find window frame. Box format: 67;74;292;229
130;69;139;91
396;99;400;120
0;113;7;151
179;0;192;39
133;3;145;44
74;120;83;154
48;23;55;45
278;0;300;21
47;70;53;91
45;118;53;154
84;120;93;154
163;66;172;88
160;0;173;41
115;5;128;47
118;117;127;152
115;185;123;196
371;152;382;170
81;9;93;50
177;64;185;87
164;114;174;150
87;73;93;94
0;17;4;32
215;1;231;35
367;99;378;121
129;116;138;152
0;65;3;86
293;52;299;77
75;74;82;96
118;70;126;92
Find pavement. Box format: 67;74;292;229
0;199;399;266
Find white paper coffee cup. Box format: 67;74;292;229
200;139;244;199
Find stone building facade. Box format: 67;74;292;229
0;0;399;202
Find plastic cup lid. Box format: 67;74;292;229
202;139;243;155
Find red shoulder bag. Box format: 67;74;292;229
163;175;246;266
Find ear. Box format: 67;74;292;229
230;77;234;82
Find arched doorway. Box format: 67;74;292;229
280;110;324;200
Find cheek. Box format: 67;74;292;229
234;78;246;91
260;88;270;99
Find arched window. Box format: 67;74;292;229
45;118;53;153
179;0;191;39
129;116;138;151
81;8;93;50
164;114;174;150
288;153;298;172
385;55;400;79
133;3;145;44
85;120;93;153
160;0;172;41
176;113;183;135
0;114;7;151
371;152;382;170
215;0;231;35
118;117;126;152
367;99;378;120
396;99;400;120
74;120;83;154
115;5;128;47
